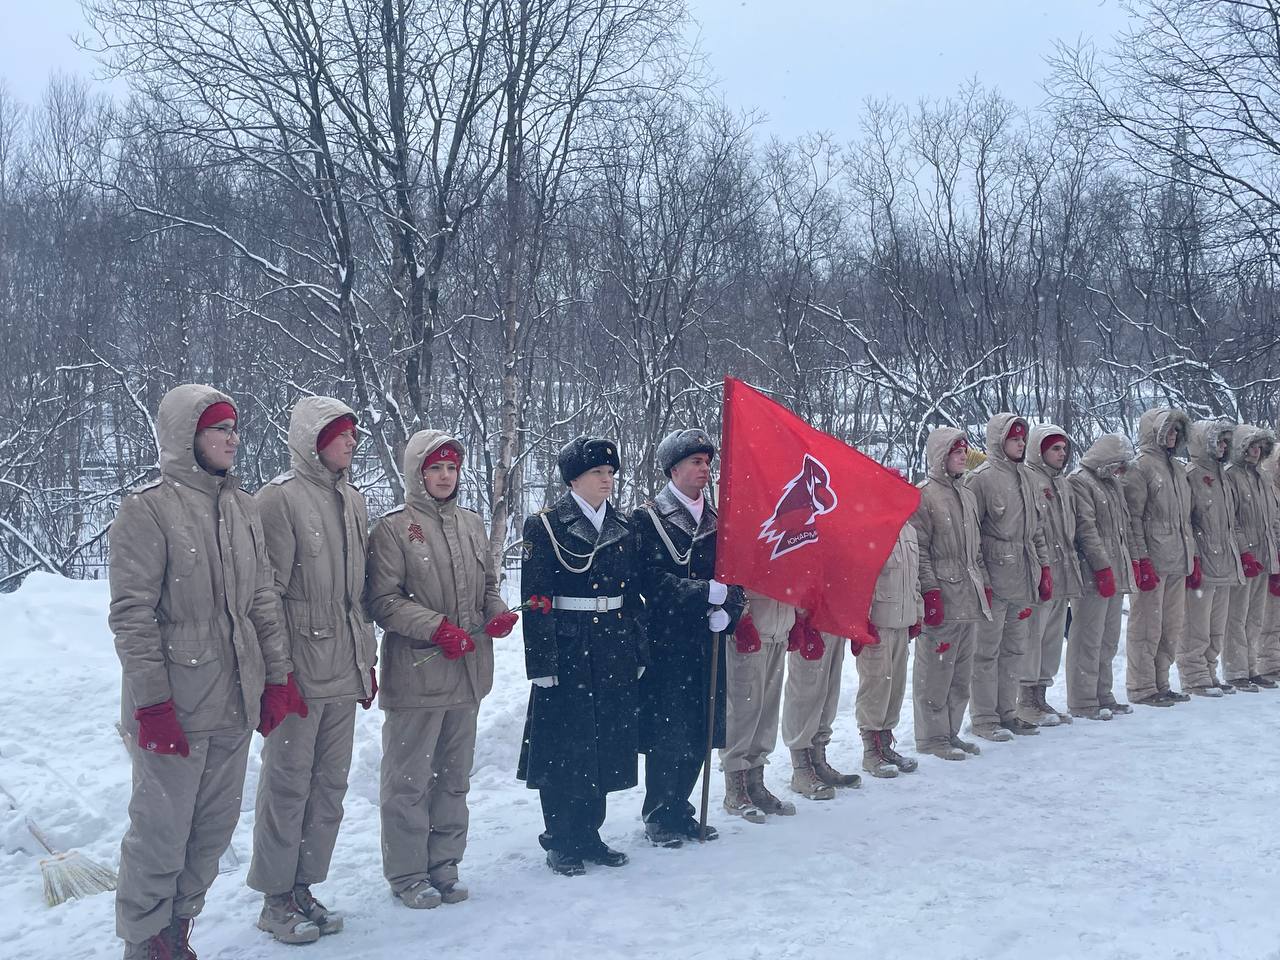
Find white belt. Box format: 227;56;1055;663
553;595;624;612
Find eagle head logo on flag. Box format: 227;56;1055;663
759;454;838;559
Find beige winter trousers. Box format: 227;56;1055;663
720;639;787;773
970;598;1028;726
1066;594;1124;711
248;700;357;895
1023;598;1068;688
1179;584;1232;689
781;632;844;750
116;729;253;945
854;626;909;732
912;621;976;750
1125;576;1186;701
1225;576;1268;681
380;706;478;893
1259;589;1280;676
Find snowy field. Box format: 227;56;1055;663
3;571;1280;960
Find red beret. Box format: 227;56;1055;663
317;415;357;452
196;401;237;431
1040;433;1068;457
423;443;463;471
1006;420;1028;441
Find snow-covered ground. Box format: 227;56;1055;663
3;572;1279;960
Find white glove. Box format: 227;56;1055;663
531;676;558;688
637;666;645;679
708;607;730;632
707;579;729;605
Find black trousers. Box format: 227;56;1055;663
538;790;606;856
641;743;704;826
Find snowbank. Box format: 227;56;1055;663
2;573;1277;959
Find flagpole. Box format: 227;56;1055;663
699;629;721;843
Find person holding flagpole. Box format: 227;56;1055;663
635;428;747;848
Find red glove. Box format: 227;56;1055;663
984;585;994;608
259;673;308;737
484;610;519;638
359;666;378;710
1241;552;1263;578
1132;560;1141;585
798;621;825;661
1038;566;1053;602
923;589;944;627
1270;574;1280;598
1186;556;1202;591
134;700;189;757
787;617;807;652
432;619;476;660
1137;557;1160;592
1017;607;1032;620
908;621;921;639
734;614;762;654
1093;567;1116;599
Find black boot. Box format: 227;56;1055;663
545;849;586;876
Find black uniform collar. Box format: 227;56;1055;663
652;484;717;540
554;492;630;551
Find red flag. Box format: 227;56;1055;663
713;377;921;644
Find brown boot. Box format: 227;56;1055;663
1037;684;1072;724
861;730;898;778
1017;685;1055;727
811;742;861;788
789;749;836;800
167;918;196;960
746;765;797;815
877;730;918;773
722;769;767;823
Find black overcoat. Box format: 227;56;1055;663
517;493;648;797
634;485;746;754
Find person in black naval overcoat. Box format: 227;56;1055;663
517;436;649;876
635;428;746;847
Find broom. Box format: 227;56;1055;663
0;783;117;906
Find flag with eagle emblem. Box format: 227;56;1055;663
714;377;921;644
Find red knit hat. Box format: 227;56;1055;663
196;401;237;431
1006;420;1028;441
1040;433;1068;457
422;443;463;471
317;415;357;452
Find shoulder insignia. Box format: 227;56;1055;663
130;477;163;494
521;539;533;561
536;506;552;516
269;471;295;486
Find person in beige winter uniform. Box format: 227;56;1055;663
1067;434;1137;718
1224;425;1280;689
366;430;512;908
781;622;862;799
964;414;1050;740
1258;447;1280;678
857;520;923;777
1179;420;1244;697
1021;424;1083;726
911;427;991;761
720;592;796;821
248;398;377;941
1123;408;1195;706
109;384;298;960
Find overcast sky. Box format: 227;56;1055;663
3;0;1133;138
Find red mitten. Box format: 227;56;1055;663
1132;560;1141;585
1017;607;1032;620
908;621;922;639
852;621;881;656
1093;567;1116;599
134;700;189;757
923;589;944;627
1241;552;1263;578
1137;558;1160;592
799;622;826;661
1270;574;1280;598
983;585;994;608
259;673;308;737
787;617;807;652
484;610;519;638
1186;556;1202;591
432;619;476;660
734;614;762;654
359;666;378;710
1038;566;1053;602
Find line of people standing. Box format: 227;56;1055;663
107;384;1280;960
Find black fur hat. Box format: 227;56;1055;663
657;428;716;477
558;435;622;485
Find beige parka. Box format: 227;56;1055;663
1069;433;1137;596
1026;423;1084;600
108;384;292;736
1123;407;1195;577
1227;424;1279;575
1184;419;1245;587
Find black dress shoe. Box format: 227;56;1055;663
675;818;718;842
581;843;629;867
643;821;684;848
1249;675;1278;689
545;850;585;877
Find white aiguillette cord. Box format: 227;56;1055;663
647;473;718;569
540;512;604;574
